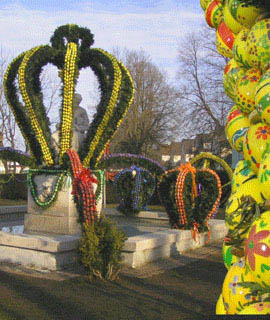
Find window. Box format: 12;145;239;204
186;154;193;161
162;155;170;162
203;142;211;150
173;155;181;162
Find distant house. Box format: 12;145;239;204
159;130;232;168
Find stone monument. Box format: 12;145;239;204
51;93;89;153
0;24;134;270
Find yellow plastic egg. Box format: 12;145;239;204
200;0;211;11
216;21;236;58
247;19;270;72
222;258;256;314
258;154;270;199
223;241;239;270
225;105;250;152
228;0;262;29
223;59;245;101
216;293;226;314
244;211;270;286
235;68;262;115
225;177;263;232
233;29;251;70
205;0;223;29
255;70;270;125
223;3;243;34
243;122;270;174
237;302;270;314
231;159;253;193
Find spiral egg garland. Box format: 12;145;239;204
201;0;270;314
113;165;156;216
1;24;134;225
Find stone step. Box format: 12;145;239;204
0;206;26;222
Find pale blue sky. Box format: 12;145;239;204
0;0;204;81
0;0;205;147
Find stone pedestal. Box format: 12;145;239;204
0;172;104;270
25;174;81;235
25;173;103;235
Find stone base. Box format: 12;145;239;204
0;217;227;271
25;174;103;235
26;174;81;235
0;230;81;270
122;219;227;268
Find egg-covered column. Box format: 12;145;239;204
201;0;270;314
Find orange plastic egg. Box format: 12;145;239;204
216;21;236;58
205;0;224;29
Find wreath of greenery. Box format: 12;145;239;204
0;147;35;167
158;166;222;232
114;165;156;216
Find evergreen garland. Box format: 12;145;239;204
239;0;270;11
0;147;35;167
4;53;43;164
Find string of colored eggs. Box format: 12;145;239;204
95;61;135;165
3;52;37;161
201;167;222;242
59;42;78;163
83;49;122;167
27;169;67;207
67;149;97;224
18;46;54;166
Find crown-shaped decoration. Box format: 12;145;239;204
1;24;134;169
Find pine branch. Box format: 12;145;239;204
240;0;270;11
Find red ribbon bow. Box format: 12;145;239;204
72;168;98;195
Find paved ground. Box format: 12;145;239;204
0;208;226;319
0;239;226;319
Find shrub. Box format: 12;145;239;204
79;217;127;281
0;174;27;200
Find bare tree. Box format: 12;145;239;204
0;48;17;172
177;25;233;146
110;49;181;158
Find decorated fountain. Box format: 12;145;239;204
201;0;270;315
0;24;134;270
